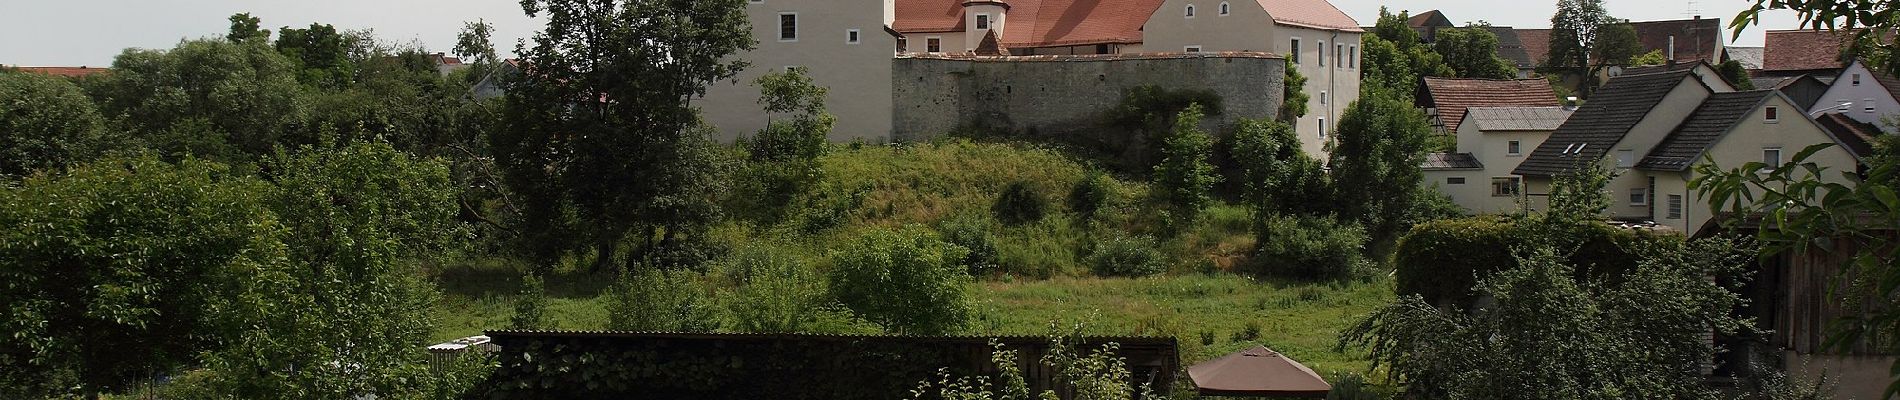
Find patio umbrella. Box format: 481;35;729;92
1188;346;1330;398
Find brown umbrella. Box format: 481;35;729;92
1188;346;1331;398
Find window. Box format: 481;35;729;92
1335;43;1343;68
1349;45;1357;68
1095;44;1111;54
1508;140;1522;156
1616;149;1635;168
1666;194;1684;219
1854;73;1863;86
1290;38;1301;64
1318;117;1327;139
1447;177;1467;185
1492;177;1523;197
1184;45;1203;53
847;29;861;44
926;37;942;53
1629;188;1648;206
1220;2;1230;15
778;13;798;41
976;14;991;30
1764;147;1783;167
1765;106;1779;123
1317;40;1325;66
897;37;908;52
749;0;762;3
1866;98;1878;114
1185;4;1196;17
1320;91;1328;105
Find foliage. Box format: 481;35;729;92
0;71;111;178
204;140;460;398
1229;118;1330;218
1086;234;1167;278
1280;62;1310;124
510;273;551;330
1247;215;1367;281
1720;60;1758;90
939;213;1003;276
276;22;357;88
497;0;752;273
1693;143;1900;395
0;155;281;397
1067;170;1113;221
734;67;833;223
1547;0;1632;96
1433;27;1518;79
1362;8;1455;95
226;12;271;43
1151;104;1220;231
1592;23;1645;67
993;180;1049;225
453;19;499;76
1328;87;1432;255
87;39;305;163
1394;216;1678;310
909;338;1153;400
1631;50;1668;66
1342;237;1757;399
1733;0;1900;74
607;267;722;333
721;244;863;333
827;226;973;334
1110;85;1224;145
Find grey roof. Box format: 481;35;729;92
1750;76;1793;90
1513;69;1701;176
1465;106;1575;131
1486;27;1536;69
1421;152;1485;170
1727;47;1764;70
1636;90;1777;171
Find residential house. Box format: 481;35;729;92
1628;17;1725;65
1760;29;1855;80
1815;59;1900;132
1485;27;1538;78
1726;46;1764;71
1406;10;1453;43
425;53;467;77
1423;106;1573;213
1511;64;1862;236
1418;77;1560;134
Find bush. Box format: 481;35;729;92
606;268;721;332
827;226;973;334
722;245;852;333
993;180;1048;225
1393;216;1683;309
1087;234;1167;278
509;273;550;330
1067;171;1113;220
1247;215;1367;281
937;214;1001;276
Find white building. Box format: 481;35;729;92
1422;106;1572;214
1815;59;1900;133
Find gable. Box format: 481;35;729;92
1513;69;1705;176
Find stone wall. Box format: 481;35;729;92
892;52;1286;142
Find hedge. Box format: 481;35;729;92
1394;217;1682;309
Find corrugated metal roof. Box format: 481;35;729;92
1466;106;1574;132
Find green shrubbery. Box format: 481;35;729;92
606;268;722;332
720;245;865;334
1394;216;1682;309
1067;171;1113;221
1087;234;1167;278
827;226;973;335
992;180;1048;225
1247;215;1369;281
938;213;1002;276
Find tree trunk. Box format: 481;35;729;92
591;233;619;274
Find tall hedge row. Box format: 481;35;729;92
1394;217;1681;309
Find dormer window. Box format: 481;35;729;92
1219;2;1230;15
1186;4;1196;17
976;14;991;30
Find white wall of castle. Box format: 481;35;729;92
696;0;897;143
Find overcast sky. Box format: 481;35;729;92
2;0;1804;67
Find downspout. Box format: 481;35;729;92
1329;30;1339;147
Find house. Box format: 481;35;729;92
1516;28;1553;68
1406;10;1453;43
696;0;901;142
890;0;1162;56
1751;74;1829;111
1511;64;1863;235
1418;77;1560;134
1760;29;1855;80
425;53;467;77
1814;59;1900;133
470;59;519;101
1422;106;1573;213
1627;17;1725;65
1485;27;1538;78
1726;46;1764;71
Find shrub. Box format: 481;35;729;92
938;213;1001;276
992;180;1048;225
1393;216;1684;309
606;268;721;332
827;226;973;334
509;273;550;330
1087;234;1167;278
722;245;844;333
1151;104;1220;231
1247;215;1367;281
1067;171;1113;220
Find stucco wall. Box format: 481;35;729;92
1436;121;1555;214
697;0;897;143
890;53;1285;142
1669;96;1860;234
1818;61;1900;132
1608;77;1713;221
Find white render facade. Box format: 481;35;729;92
1816;59;1900;133
696;0;900;143
1423;107;1571;214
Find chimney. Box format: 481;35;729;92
1667;36;1677;68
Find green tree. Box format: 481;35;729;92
0;155;281;398
453;19;499;79
1328;88;1432;255
510;273;551;330
496;0;752;273
226;12;270;43
276;22;357;88
606;268;722;332
0;71;111;178
1718;59;1757;90
827;226;972;335
87;39;305;163
1151;104;1220;230
1592;23;1645;67
204;140;460;398
1280;62;1309;124
1630;50;1668;66
1228;118;1329;217
1547;0;1624;96
1433;27;1518;79
737;67;833;221
1362;8;1455;95
722;245;857;333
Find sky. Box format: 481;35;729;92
2;0;1805;67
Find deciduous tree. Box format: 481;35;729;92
1328;88;1432;255
1151;104;1220;230
0;71;112;178
87;39;305;163
1433;27;1518;79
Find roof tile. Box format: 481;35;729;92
1513;69;1698;176
1636;90;1775;171
1422;77;1561;133
1763;29;1854;72
1421;152;1484;170
1466;106;1574;132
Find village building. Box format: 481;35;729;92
1759;29;1856;80
695;0;902;142
1417;77;1560;134
1814;59;1900;133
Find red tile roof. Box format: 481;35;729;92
1255;0;1363;32
1421;77;1561;133
892;0;1360;49
1517;28;1552;67
1763;29;1855;72
1628;18;1723;64
12;66;108;78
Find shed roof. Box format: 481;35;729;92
1514;68;1699;176
1466;106;1574;131
1421;152;1484;170
1636;90;1776;171
1422;77;1561;133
